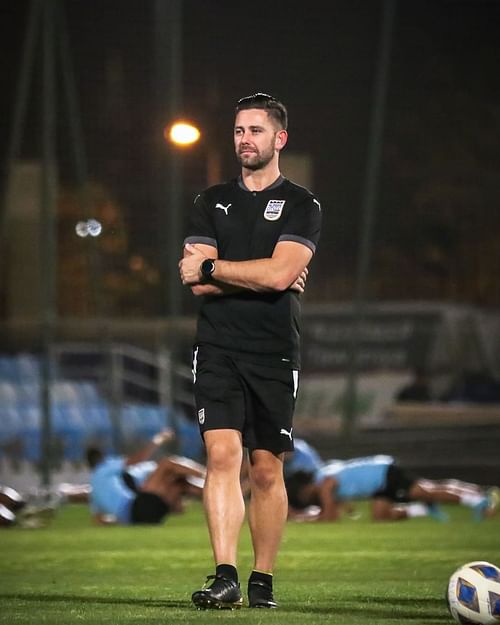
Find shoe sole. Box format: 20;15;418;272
192;595;243;610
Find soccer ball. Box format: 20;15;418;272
447;561;500;624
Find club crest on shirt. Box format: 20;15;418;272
198;408;205;424
263;199;285;221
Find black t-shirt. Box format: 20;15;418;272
184;176;322;368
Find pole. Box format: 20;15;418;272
342;0;396;437
0;0;42;245
57;2;102;316
39;0;58;486
166;0;183;318
154;0;183;318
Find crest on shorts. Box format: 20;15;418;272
263;200;285;221
198;408;205;424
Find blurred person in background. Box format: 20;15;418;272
284;437;323;480
395;367;432;402
441;368;500;404
0;484;26;527
0;483;63;529
283;438;359;521
86;429;205;525
285;454;500;523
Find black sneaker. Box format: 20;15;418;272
192;575;243;610
248;580;278;608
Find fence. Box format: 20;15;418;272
0;344;201;490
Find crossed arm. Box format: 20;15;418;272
178;240;312;296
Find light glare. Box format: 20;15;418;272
75;218;103;238
168;122;200;146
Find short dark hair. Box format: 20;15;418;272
235;93;288;130
86;446;104;469
285;470;315;509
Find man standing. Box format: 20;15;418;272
179;93;322;609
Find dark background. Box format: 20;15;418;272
1;0;500;317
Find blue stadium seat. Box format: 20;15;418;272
51;381;80;404
0;381;18;405
75;382;101;404
17;382;39;403
119;403;171;445
16;354;40;382
0;354;184;463
0;406;22;444
0;357;12;380
19;404;42;462
176;411;204;461
52;404;87;461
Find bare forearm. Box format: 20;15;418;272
211;257;296;292
125;430;173;465
125;442;157;466
192;269;307;297
318;478;339;520
191;282;243;296
180;241;311;294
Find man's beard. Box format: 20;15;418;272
237;144;275;171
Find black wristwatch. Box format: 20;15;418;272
200;258;216;281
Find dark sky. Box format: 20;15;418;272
2;0;500;308
2;1;499;197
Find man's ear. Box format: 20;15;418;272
275;129;288;151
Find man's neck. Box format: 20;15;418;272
241;164;282;192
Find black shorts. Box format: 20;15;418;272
373;463;417;503
122;471;139;493
130;492;170;524
192;344;299;454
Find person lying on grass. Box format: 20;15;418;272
86;430;205;525
285;454;499;522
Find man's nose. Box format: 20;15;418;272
240;129;252;141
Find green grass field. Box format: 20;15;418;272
2;501;499;624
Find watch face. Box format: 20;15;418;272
201;259;215;278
